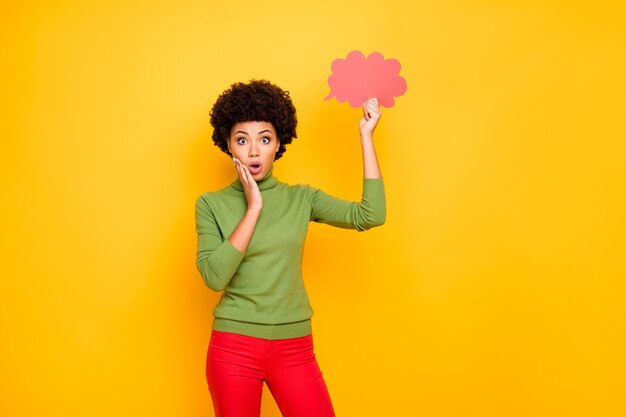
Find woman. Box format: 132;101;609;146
195;79;386;417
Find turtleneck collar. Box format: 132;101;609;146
230;166;279;191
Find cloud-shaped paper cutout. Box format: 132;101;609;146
325;50;407;108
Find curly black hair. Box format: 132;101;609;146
209;80;298;160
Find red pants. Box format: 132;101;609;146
206;330;336;417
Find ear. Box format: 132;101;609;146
275;140;280;153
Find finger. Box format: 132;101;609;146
235;160;249;186
365;98;380;117
368;97;380;112
366;101;381;117
242;165;255;186
362;101;371;120
239;161;256;188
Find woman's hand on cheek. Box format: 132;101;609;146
233;158;263;211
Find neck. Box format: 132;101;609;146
231;167;278;191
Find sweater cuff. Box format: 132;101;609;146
363;177;385;198
213;239;246;276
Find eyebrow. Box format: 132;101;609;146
234;129;274;135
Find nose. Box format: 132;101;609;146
249;143;259;157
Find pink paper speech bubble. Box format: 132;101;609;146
325;50;407;108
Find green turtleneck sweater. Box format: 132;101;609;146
195;169;386;339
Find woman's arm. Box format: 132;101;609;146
227;157;262;253
195;196;245;292
359;98;383;179
308;98;386;230
195;158;261;291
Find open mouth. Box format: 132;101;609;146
248;163;262;174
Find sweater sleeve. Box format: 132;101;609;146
310;178;386;231
195;194;245;291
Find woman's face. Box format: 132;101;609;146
228;121;280;181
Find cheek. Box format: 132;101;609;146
263;150;276;164
229;144;243;158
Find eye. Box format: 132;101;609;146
236;137;247;145
261;137;271;144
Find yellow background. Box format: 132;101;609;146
2;1;625;416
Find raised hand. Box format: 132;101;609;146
227;158;262;253
359;98;382;138
358;98;382;179
233;158;262;211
